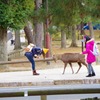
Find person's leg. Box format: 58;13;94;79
90;64;95;76
25;53;39;75
86;63;92;77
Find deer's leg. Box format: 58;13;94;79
62;63;67;74
75;62;82;74
69;62;74;74
82;61;88;69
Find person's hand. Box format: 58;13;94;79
34;54;39;58
36;56;40;58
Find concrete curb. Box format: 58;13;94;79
0;79;100;87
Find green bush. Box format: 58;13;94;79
80;97;100;100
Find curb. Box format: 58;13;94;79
0;79;100;87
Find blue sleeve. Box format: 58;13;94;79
31;48;35;56
31;47;42;55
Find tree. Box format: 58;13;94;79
70;25;77;47
61;29;66;48
88;0;100;38
79;0;99;38
32;0;100;49
47;0;99;47
48;0;82;47
24;22;34;44
34;0;44;48
14;30;21;50
92;0;100;19
0;0;34;61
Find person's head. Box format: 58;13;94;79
84;35;91;42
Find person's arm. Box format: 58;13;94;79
82;45;90;54
24;47;30;52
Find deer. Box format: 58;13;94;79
53;53;87;74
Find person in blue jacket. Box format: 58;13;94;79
24;43;49;75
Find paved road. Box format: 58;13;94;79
0;64;100;87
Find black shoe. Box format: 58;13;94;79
86;74;92;77
92;73;96;76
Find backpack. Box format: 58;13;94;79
91;43;99;56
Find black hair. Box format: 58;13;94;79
84;35;91;42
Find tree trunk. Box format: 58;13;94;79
24;22;34;44
34;0;43;48
0;27;9;70
80;21;85;35
70;25;77;47
14;30;22;50
61;30;66;48
34;23;43;47
0;27;8;61
88;22;94;38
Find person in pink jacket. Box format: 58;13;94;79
82;35;96;77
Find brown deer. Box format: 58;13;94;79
53;53;87;74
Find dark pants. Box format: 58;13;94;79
25;52;35;70
88;63;95;74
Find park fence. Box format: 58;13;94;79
0;84;99;100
